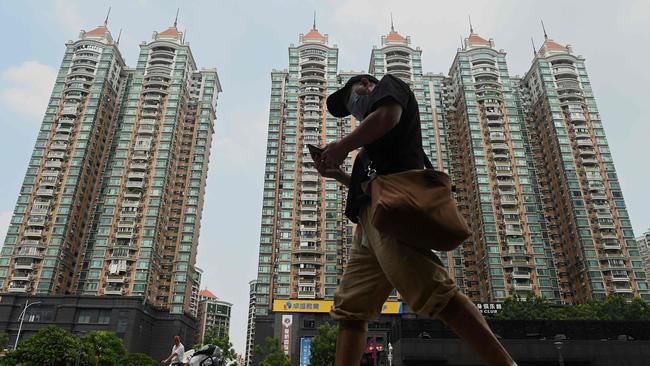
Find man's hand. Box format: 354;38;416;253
320;141;349;169
315;159;350;187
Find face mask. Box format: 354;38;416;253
347;89;370;121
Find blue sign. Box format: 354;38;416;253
300;337;312;366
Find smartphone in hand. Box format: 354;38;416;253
307;144;324;163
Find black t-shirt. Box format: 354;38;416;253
345;74;425;223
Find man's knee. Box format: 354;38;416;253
338;319;368;333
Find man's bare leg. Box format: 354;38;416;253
438;292;515;366
335;320;367;366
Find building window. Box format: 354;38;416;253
77;310;93;324
98;310;111;324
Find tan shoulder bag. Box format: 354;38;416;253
362;151;471;251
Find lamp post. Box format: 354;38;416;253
553;334;566;366
14;300;41;349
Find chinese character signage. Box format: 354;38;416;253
281;315;293;359
300;337;312;366
475;302;502;316
273;299;403;314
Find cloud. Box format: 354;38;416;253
0;211;11;244
0;61;57;121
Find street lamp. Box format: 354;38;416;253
553;334;566;366
14;300;42;349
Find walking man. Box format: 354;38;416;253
316;74;517;366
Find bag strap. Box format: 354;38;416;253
422;147;457;192
422;147;434;169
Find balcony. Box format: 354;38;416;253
7;285;29;293
576;138;592;147
126;180;145;189
601;231;617;240
15;248;43;258
115;230;134;239
106;275;126;283
61;106;79;116
47;150;66;159
23;228;43;237
298;269;317;277
30;205;49;215
129;162;148;170
27;217;46;227
491;143;508;152
120;209;138;218
50;142;68;151
505;228;523;236
56;124;73;133
512;271;531;279
127;171;146;179
297;291;317;299
137;125;155;135
490;133;506;142
123;191;142;199
104;288;124;295
14;262;34;270
302;174;319;183
300;214;318;222
12;273;32;281
591;191;607;200
121;200;140;208
512;282;533;291
301;183;318;192
495;168;513;178
141;111;159;119
581;158;598;166
612;286;633;294
44;160;63;168
602;241;620;250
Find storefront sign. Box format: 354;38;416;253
273;299;403;314
281;315;293;358
300;337;312;366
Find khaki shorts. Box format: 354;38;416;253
330;205;459;321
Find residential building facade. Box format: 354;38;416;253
196;289;232;343
244;280;257;366
519;33;648;302
253;22;649;358
637;229;650;284
254;22;355;319
0;20;221;316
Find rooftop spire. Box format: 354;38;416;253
104;6;111;26
531;37;537;57
468;14;474;34
313;10;316;30
391;12;395;32
174;8;179;27
541;19;548;40
117;28;122;44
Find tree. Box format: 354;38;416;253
120;352;158;366
255;337;291;366
0;332;9;350
202;326;238;363
497;294;650;321
309;323;337;366
81;331;126;366
0;325;84;366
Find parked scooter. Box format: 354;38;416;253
188;344;222;366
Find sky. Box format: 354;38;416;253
0;0;648;354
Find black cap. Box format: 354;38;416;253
326;74;379;118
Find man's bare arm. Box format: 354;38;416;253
339;101;402;152
321;101;402;167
